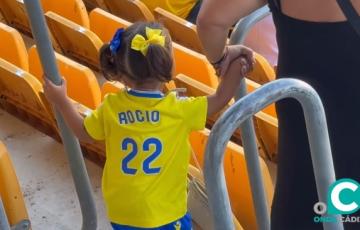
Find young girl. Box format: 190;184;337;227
44;22;253;230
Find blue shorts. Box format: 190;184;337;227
111;213;192;230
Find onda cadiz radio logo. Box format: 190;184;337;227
313;179;360;223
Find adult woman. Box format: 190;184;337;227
197;0;360;229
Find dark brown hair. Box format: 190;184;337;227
99;22;173;83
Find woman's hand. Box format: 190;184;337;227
43;77;68;106
213;45;255;77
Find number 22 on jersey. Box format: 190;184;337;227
121;137;163;175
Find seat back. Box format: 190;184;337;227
0;22;28;70
89;8;131;43
101;81;125;100
189;129;273;230
0;141;29;226
28;46;101;109
40;0;90;28
103;0;154;22
173;43;218;88
0;0;89;35
247;52;275;85
254;112;278;161
0;58;52;124
0;0;31;35
154;7;203;53
45;11;103;70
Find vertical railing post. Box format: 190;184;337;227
227;5;272;230
0;197;11;230
23;1;97;229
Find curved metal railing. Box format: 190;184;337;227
204;78;343;230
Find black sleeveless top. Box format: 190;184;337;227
267;0;360;229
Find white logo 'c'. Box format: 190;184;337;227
331;181;359;212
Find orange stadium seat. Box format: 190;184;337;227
89;8;131;43
0;0;89;35
103;0;154;22
254;111;278;161
0;141;29;227
173;43;218;88
0;22;28;70
28;46;101;109
0;58;55;131
154;7;204;54
189;129;273;230
248;53;276;85
45;11;103;70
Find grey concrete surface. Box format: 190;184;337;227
0;109;112;230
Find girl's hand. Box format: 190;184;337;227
213;45;255;77
43;77;68;106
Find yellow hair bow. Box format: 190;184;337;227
131;27;165;56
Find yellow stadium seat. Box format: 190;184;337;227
28;46;101;109
0;58;55;134
89;8;131;43
103;0;154;22
0;22;28;70
45;11;103;70
154;7;204;54
174;74;278;161
189;129;273;230
0;0;89;35
173;43;218;88
101;81;125;100
0;141;29;227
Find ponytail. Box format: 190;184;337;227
145;43;173;82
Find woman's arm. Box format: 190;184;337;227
197;0;267;62
44;78;93;142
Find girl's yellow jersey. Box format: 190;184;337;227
141;0;197;19
84;89;207;228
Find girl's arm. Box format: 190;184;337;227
207;57;249;116
43;78;93;142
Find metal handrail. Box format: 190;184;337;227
204;78;343;230
0;197;11;230
228;5;272;229
23;1;97;229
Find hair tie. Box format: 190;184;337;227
131;27;165;56
110;28;125;54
